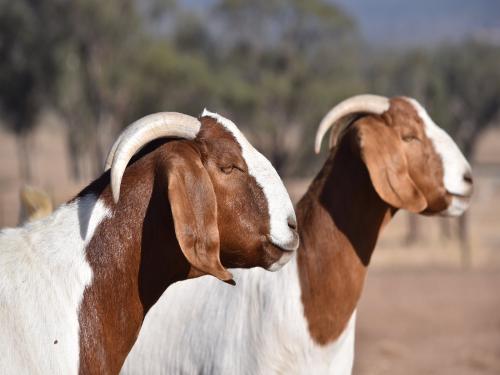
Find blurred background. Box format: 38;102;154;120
0;0;499;373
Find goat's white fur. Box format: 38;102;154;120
122;256;355;374
0;194;110;374
202;109;298;257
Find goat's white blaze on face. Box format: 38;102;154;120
201;110;298;260
405;98;473;216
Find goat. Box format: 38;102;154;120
121;95;473;375
0;110;299;375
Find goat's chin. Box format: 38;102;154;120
262;241;296;272
267;250;296;271
439;195;471;217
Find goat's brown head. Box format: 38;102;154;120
105;110;299;283
315;95;473;216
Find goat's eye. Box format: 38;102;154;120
220;166;234;174
402;135;420;143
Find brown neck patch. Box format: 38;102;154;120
77;144;191;374
297;129;394;345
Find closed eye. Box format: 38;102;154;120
402;135;420;143
220;165;246;174
220;166;234;174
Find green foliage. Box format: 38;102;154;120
207;0;361;175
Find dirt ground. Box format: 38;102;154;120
354;267;500;375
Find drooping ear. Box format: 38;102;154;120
165;144;233;282
356;118;427;213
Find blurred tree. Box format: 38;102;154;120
207;0;364;176
56;0;144;179
0;0;363;181
1;0;498;201
0;0;66;182
428;42;500;157
57;0;231;180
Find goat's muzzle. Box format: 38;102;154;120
264;229;299;271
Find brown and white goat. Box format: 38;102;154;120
0;110;298;375
121;95;473;375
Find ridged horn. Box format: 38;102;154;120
109;112;201;203
314;94;390;154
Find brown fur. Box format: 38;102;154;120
298;97;461;345
76;117;291;374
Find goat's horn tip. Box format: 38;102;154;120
112;190;120;204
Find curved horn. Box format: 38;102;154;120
110;112;201;203
314;94;390;154
104;131;125;170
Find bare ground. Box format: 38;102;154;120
354;267;500;375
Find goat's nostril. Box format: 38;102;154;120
287;217;297;231
463;171;473;185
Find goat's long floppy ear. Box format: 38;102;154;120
356;118;427;213
166;145;233;282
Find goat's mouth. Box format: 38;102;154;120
447;191;472;199
440;191;472;217
263;233;299;271
267;232;299;252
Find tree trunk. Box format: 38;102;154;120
439;218;452;242
16;132;32;184
270;128;287;177
92;133;106;178
404;213;420;246
67;127;83;181
0;196;5;227
458;213;471;268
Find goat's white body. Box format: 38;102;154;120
122;256;356;375
0;195;109;375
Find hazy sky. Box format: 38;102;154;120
180;0;500;46
332;0;500;46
